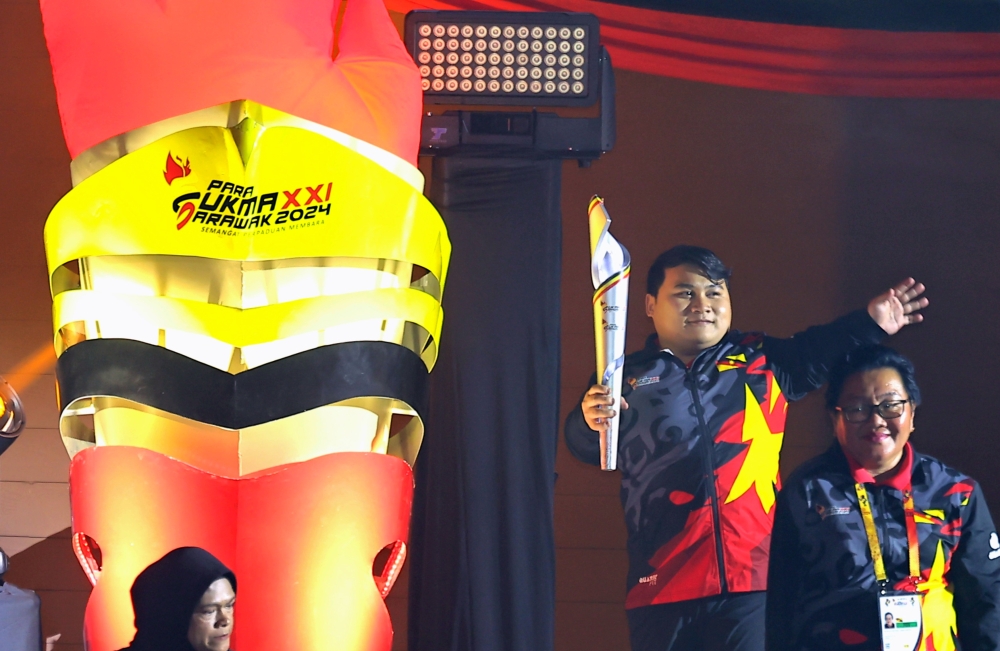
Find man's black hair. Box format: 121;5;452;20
825;345;922;410
646;245;732;297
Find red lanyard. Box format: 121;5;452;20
855;483;922;589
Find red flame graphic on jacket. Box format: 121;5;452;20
164;152;191;185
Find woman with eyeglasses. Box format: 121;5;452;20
766;345;1000;651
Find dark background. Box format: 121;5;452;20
2;0;1000;649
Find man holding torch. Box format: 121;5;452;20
564;244;928;651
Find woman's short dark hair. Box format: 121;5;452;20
646;245;732;297
825;345;922;410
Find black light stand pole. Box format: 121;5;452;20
404;13;615;651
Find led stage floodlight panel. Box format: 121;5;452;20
405;12;601;107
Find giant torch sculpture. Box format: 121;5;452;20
39;0;448;649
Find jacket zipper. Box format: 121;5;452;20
687;367;728;595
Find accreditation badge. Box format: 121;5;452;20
878;592;922;651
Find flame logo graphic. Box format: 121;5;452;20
164;152;191;185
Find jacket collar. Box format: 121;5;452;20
639;331;734;367
842;441;915;491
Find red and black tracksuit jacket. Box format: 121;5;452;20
564;310;885;608
766;443;1000;651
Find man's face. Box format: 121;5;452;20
645;264;731;362
187;578;235;651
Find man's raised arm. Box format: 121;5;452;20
764;278;928;400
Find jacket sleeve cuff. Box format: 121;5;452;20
842;308;888;345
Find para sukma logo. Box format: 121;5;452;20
172;180;334;233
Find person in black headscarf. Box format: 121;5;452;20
119;547;236;651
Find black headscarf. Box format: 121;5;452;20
120;547;237;651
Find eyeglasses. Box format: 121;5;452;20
835;400;910;423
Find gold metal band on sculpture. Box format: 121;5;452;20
45;123;450;288
53;287;442;369
51;255;442;304
59;395;425;473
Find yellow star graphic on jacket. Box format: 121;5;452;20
917;540;958;651
725;379;785;513
717;353;747;372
